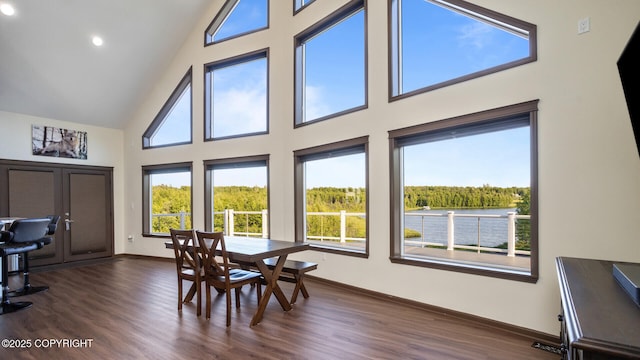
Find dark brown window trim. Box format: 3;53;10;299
142;162;193;238
387;0;537;102
293;0;316;15
203;155;270;234
294;136;370;258
204;0;270;46
142;67;192;149
293;0;368;127
388;100;539;282
203;48;270;142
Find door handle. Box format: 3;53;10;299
64;218;74;231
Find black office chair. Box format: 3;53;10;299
0;218;50;315
9;215;59;297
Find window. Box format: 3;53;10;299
204;156;270;237
294;0;366;126
294;137;369;256
205;49;269;140
294;0;315;13
142;163;192;236
389;101;538;281
142;68;192;149
390;0;536;99
205;0;269;45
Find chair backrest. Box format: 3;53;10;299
195;231;229;283
8;218;50;244
169;229;199;272
46;215;60;235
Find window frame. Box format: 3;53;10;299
142;67;192;149
294;0;315;14
204;48;270;141
203;155;271;236
142;162;193;238
293;0;368;127
294;136;370;258
204;0;270;46
388;0;537;102
388;100;539;282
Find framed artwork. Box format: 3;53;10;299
32;125;88;159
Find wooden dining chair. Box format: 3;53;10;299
169;229;202;316
196;231;262;326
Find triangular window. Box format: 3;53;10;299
205;0;269;45
390;0;536;99
143;68;192;149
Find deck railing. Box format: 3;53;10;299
306;210;366;243
404;211;531;257
154;209;531;257
213;209;269;238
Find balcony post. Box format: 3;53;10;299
340;210;346;243
179;211;185;229
507;212;516;257
447;211;455;251
222;209;228;235
228;209;235;236
262;209;268;238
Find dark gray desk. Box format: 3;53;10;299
556;257;640;359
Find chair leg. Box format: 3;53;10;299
196;279;201;317
205;283;212;319
0;254;33;315
177;278;183;311
9;252;49;297
226;288;232;326
234;287;241;308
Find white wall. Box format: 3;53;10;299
0;111;126;254
121;0;640;335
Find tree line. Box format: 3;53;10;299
404;185;528;210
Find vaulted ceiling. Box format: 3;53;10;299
0;0;211;129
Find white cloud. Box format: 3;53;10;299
457;22;493;49
304;85;331;122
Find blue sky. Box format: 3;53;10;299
403;126;530;187
153;0;531;189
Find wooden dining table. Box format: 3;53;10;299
165;236;310;326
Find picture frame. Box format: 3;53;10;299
32;125;88;160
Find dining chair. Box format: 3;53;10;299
169;229;202;316
196;231;262;326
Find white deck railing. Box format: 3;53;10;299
404;211;531;257
154;209;531;257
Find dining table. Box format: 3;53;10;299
165;235;310;326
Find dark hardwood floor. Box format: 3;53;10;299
0;256;560;359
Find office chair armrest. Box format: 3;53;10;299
0;230;14;243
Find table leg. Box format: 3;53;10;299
250;255;292;326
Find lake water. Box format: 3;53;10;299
405;208;522;247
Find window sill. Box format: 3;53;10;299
390;255;537;283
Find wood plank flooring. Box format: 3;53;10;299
0;256;560;359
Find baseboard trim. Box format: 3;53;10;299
306;274;560;345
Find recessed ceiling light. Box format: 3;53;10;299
0;3;16;16
92;36;104;47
